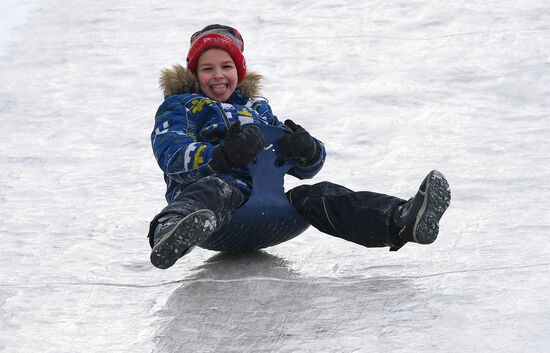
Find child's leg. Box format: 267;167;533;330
288;182;405;248
148;176;244;268
288;171;451;251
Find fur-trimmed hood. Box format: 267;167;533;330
159;64;263;98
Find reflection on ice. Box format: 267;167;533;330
153;251;429;353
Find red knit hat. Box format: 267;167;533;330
186;24;247;82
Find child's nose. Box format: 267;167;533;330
212;68;224;78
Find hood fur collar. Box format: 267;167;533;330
159;64;263;98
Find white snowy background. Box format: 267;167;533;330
1;0;549;352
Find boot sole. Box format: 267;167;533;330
413;170;451;244
150;210;217;269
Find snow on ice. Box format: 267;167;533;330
1;0;549;352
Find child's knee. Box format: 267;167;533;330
287;181;352;204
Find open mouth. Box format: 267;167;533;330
210;83;228;96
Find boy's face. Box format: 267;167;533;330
197;48;239;102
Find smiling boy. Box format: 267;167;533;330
148;24;451;269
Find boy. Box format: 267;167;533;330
148;24;451;269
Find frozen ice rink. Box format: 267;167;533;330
1;0;549;352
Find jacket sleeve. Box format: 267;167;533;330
252;99;326;179
287;139;326;179
151;96;217;185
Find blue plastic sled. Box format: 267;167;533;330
199;124;310;252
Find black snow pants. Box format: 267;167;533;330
287;181;406;248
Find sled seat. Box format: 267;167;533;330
199;124;310;252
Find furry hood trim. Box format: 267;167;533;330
159;64;263;98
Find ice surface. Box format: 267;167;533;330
1;0;549;352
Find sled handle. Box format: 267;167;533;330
246;124;294;200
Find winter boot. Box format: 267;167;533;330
150;209;217;269
390;170;451;251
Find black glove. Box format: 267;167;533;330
212;121;266;172
279;120;319;164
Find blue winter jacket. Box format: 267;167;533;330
152;67;326;202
